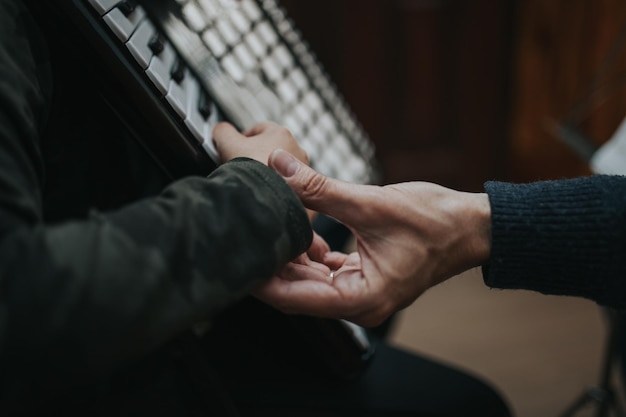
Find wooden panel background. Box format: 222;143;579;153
507;0;626;182
280;0;626;188
281;0;515;190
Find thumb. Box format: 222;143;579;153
269;149;365;224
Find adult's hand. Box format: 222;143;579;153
254;149;493;327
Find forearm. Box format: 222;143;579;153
0;159;312;406
483;175;626;308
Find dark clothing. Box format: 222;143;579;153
203;298;512;417
484;176;626;308
0;0;311;413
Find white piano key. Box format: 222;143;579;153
276;18;292;35
202;137;220;163
320;85;339;103
197;0;220;20
307;126;326;146
291;42;308;58
307;65;323;82
294;103;311;124
182;2;209;32
345;157;367;179
313;159;330;176
218;0;238;8
88;0;120;15
201;29;227;57
276;80;298;104
166;73;190;119
202;101;221;162
342;116;358;135
187;119;221;164
241;0;262;22
261;57;282;82
245;32;265;58
184;115;207;145
323;149;342;168
145;43;176;95
230;9;251;33
256;21;278;46
299;53;316;70
184;78;206;143
319;113;337;133
283;28;303;46
304;91;324;114
290;68;309;90
283;114;303;138
233;43;256;70
273;45;294;69
103;6;146;42
221;55;245;83
333;134;352;156
216;20;240;46
126;20;157;69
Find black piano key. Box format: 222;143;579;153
148;33;165;55
198;91;213;119
170;58;186;84
118;0;138;16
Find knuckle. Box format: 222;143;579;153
212;122;230;137
301;172;329;200
258;121;275;131
279;127;294;141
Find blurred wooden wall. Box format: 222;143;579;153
281;0;626;188
507;0;626;182
281;0;514;190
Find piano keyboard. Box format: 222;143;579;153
34;0;377;379
86;0;380;185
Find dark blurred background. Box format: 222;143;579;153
282;0;626;190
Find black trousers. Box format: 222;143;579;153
202;298;512;417
30;299;510;417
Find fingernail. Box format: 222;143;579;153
272;149;300;178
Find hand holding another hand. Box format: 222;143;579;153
255;149;493;327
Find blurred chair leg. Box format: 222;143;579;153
559;309;625;417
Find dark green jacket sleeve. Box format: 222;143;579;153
0;0;312;404
483;176;626;308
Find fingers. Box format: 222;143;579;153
269;149;368;224
253;275;345;318
320;252;354;270
212;122;245;162
254;269;385;327
289;252;331;275
278;261;332;284
243;121;280;137
306;233;331;263
212;122;308;166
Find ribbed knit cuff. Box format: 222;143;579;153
483;175;626;308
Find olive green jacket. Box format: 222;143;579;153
0;0;312;413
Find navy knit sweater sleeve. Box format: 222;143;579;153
483;175;626;308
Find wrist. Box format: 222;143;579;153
470;192;492;265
